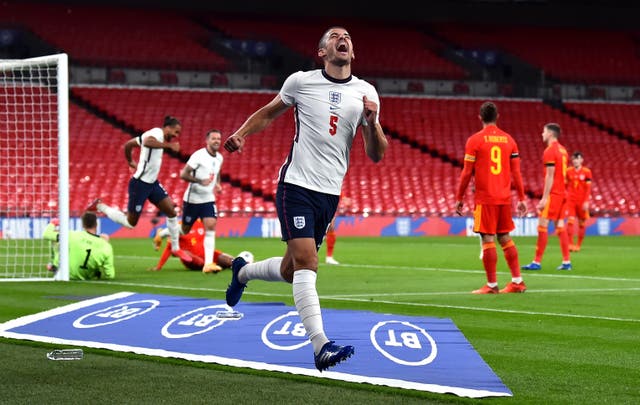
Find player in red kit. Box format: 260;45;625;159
522;123;572;271
455;102;528;294
565;151;592;252
150;219;235;272
324;193;352;265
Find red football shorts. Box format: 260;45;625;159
566;200;590;221
540;194;568;221
473;204;515;234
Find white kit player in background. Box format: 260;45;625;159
223;26;388;372
179;129;224;273
88;116;192;263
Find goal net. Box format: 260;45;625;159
0;53;69;281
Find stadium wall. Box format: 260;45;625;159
2;215;639;239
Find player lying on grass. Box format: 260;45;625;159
150;218;252;272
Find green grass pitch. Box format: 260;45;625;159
1;235;639;404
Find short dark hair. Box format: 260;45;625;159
544;123;562;138
318;26;347;49
479;102;498;123
206;129;221;138
82;211;98;229
163;116;181;127
572;151;583;158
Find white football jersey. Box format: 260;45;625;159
278;69;380;195
182;147;223;204
133;127;165;183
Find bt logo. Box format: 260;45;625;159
261;311;310;350
370;320;438;366
73;300;159;328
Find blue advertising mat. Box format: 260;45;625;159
0;292;512;398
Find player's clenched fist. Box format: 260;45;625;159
224;134;245;153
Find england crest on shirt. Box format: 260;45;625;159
329;91;341;104
293;216;306;229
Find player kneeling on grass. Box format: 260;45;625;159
43;212;115;280
149;219;252;272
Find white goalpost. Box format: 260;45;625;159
0;53;69;281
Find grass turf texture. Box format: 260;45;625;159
0;235;639;404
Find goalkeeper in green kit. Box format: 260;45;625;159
43;211;115;280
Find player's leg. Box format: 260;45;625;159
473;233;499;294
93;178;144;229
285;237;331;351
493;205;526;292
555;218;572;270
576;204;589;251
202;210;218;268
325;217;339;264
154;189;191;263
214;250;234;269
566;202;577;251
183;253;205;270
96;202;135;228
567;218;576;251
471;205;498;294
553;199;572;269
522;202;551;270
497;227;526;295
577;219;586;251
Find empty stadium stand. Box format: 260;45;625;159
431;22;640;86
1;2;230;72
206;16;468;81
382;96;640;216
68;87;640;216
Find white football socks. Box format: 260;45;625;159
292;269;329;354
238;257;284;284
166;216;180;252
204;230;215;264
97;203;133;229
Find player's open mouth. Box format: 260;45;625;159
337;43;348;53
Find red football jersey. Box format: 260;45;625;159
462;124;521;205
542;141;569;196
178;220;205;258
566;166;592;202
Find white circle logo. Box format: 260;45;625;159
370;320;438;366
261;311;310;351
161;305;238;339
73;300;159;328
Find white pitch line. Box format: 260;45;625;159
336;263;640;282
325;287;640;298
119;255;640;282
322;296;640;323
97;281;640;323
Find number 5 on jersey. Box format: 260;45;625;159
329;115;338;136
